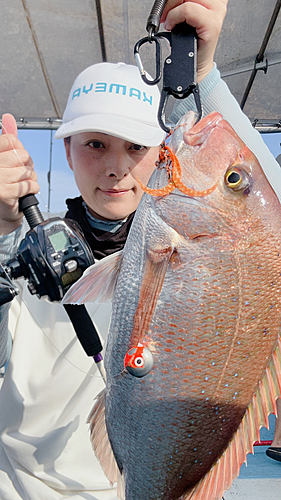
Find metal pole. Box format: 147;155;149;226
47;129;53;212
240;0;281;110
95;0;107;62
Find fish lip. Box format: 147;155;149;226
151;189;211;219
151;189;227;226
184;111;223;146
152;189;209;205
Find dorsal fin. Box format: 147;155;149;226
180;335;281;500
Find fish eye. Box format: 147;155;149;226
224;167;250;192
227;171;241;185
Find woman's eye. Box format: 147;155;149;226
129;144;147;152
87;141;104;149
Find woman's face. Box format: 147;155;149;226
65;132;160;220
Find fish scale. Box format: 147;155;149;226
64;111;281;500
104;225;280;498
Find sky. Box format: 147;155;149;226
17;128;281;215
18;129;80;215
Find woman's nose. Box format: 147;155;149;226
105;154;131;179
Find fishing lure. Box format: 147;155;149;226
138;144;218;197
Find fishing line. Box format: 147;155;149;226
1;124;105;379
17;290;104;379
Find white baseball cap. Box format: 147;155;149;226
55;62;165;147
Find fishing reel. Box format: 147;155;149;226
0;194;104;368
0;194;94;305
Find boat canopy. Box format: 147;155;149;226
0;0;280;132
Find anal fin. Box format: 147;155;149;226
88;390;124;499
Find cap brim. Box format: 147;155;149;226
54;113;166;147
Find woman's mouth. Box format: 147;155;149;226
99;188;132;197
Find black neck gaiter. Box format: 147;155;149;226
65;196;135;261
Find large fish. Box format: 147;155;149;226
64;111;281;500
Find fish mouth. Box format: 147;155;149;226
154;190;212;214
152;183;212;206
184;111;223;147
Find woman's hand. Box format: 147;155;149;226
0;114;39;235
161;0;228;82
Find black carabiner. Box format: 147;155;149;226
134;35;162;85
134;22;203;133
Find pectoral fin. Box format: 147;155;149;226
130;246;174;347
63;250;123;304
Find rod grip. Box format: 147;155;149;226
63;303;103;357
19;194;44;229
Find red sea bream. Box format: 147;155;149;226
64;111;281;500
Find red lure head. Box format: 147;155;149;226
124;344;154;378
